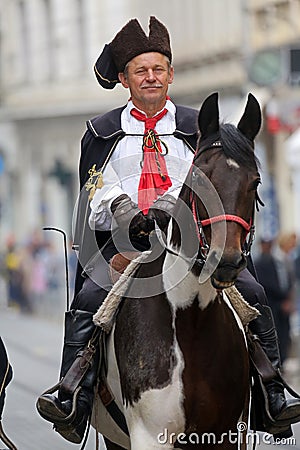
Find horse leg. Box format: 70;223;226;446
104;437;126;450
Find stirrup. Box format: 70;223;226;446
37;381;81;425
0;421;17;450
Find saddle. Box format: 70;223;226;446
109;251;141;284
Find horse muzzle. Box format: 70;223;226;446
208;250;247;289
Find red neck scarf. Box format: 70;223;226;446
130;107;172;214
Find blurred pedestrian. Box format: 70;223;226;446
3;235;32;314
255;233;297;365
24;230;65;315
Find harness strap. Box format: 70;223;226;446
98;334;129;437
98;379;129;436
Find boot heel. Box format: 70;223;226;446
55;411;89;444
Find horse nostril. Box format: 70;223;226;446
227;252;247;270
216;251;247;272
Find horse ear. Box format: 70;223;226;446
237;93;262;141
198;92;220;138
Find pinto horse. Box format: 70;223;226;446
92;92;262;450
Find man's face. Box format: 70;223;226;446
118;52;174;113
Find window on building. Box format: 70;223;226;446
76;0;87;75
43;0;55;81
17;0;30;83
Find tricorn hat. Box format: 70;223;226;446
94;16;172;89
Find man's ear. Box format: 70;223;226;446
118;72;129;88
168;66;174;85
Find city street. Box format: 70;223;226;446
1;306;300;450
0;307;104;450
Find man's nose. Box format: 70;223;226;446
146;69;156;81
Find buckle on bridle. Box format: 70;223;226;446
243;225;256;256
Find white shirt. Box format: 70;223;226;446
89;99;194;231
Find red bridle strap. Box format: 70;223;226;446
201;214;252;232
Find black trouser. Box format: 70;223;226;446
71;235;150;314
235;268;268;308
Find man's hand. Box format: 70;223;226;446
111;194;154;237
147;194;177;232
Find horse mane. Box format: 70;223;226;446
197;123;260;171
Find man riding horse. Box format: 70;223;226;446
36;16;300;444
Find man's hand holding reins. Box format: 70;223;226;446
147;194;176;232
111;194;154;237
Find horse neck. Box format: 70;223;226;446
164;216;217;313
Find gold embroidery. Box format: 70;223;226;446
96;173;104;189
85;164;104;200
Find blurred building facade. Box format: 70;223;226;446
0;0;300;245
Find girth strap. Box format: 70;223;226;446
98;379;129;436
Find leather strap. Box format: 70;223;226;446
98;379;129;436
247;331;278;383
60;329;100;396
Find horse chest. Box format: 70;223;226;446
175;297;249;432
114;292;177;404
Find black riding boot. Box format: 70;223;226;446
250;303;300;435
36;310;100;444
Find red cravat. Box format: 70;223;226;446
130;108;172;214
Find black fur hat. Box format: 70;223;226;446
94;16;172;89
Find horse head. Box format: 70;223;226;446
171;92;262;289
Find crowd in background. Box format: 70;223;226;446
0;229;77;318
254;232;300;370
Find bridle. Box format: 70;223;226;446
190;189;256;260
190;140;263;261
165;140;263;266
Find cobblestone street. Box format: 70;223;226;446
0;307;103;450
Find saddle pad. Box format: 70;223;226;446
224;285;260;326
